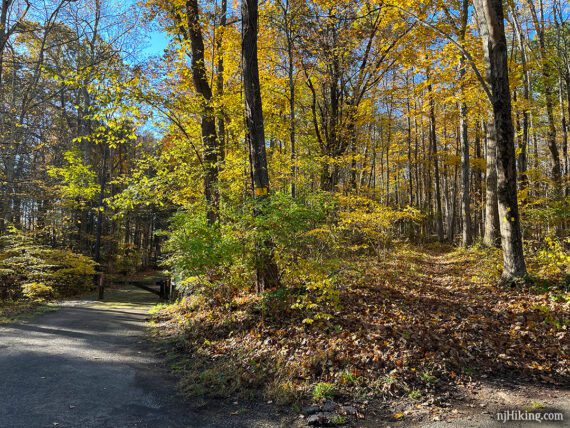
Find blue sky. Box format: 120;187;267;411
141;30;170;57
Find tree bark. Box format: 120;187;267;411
459;0;472;246
474;0;527;282
483;121;500;246
216;0;227;166
186;0;219;225
427;74;444;242
242;0;280;292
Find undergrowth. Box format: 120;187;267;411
150;242;569;405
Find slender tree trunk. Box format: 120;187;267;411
474;123;483;237
186;0;219;225
216;0;227;166
457;0;472;246
566;72;570;195
242;0;280;292
511;7;529;189
427;76;444;241
94;145;108;263
559;73;568;192
406;73;414;205
483;121;500;246
525;0;562;198
287;18;296;198
460;102;472;246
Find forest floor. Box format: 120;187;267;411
0;245;567;427
151;243;569;427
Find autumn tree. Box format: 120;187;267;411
473;0;527;281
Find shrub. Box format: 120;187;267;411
22;282;55;301
335;195;424;255
533;236;569;280
163;212;244;302
164;192;424;324
0;227;96;300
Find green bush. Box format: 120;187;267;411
164;192;423;323
22;282;55;301
0;227;97;300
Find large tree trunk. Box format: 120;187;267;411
186;0;219;225
474;0;527;282
242;0;280;292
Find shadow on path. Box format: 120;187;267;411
0;287;292;428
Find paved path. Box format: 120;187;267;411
0;288;291;428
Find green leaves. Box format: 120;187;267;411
0;228;96;301
48;150;99;204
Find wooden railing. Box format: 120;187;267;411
94;273;175;301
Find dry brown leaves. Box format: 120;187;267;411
152;244;569;400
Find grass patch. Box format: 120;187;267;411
408;389;422;400
0;300;57;324
312;382;337;401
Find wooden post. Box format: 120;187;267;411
159;280;165;299
166;278;173;301
97;273;105;300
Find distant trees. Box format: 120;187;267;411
0;0;161;270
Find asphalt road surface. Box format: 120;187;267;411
0;288;291;428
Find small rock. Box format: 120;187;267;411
306;412;334;426
322;400;337;412
340;405;358;416
302;405;320;416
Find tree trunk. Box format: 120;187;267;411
511;6;529;189
287;17;296;198
460;103;472;246
427;76;444;242
186;0;219;225
474;0;527;282
559;73;568;194
94;145;108;263
242;0;280;292
216;0;227;166
457;0;472;246
525;0;562;198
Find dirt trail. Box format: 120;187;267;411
363;247;570;428
0;287;293;428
